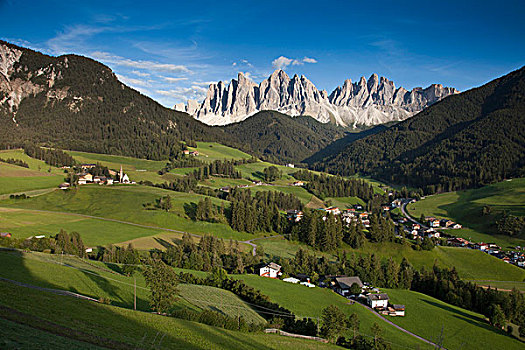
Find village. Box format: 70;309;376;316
258;261;406;318
58;164;135;190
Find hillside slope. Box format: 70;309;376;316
221;111;346;163
0;40;229;160
312;66;525;192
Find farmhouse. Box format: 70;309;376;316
452;223;462;229
292;181;304;186
259;262;282;278
286;163;295;168
182;150;190;155
440;219;455;227
0;232;12;238
333;276;364;297
189;151;199;156
367;293;389;309
80;164;96;170
426;217;440;228
77;173;93;185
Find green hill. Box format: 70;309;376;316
221;111;346;163
312;66;525;192
0;40;232;160
383;288;524;350
407;178;525;248
0;250;264;324
0;280;335;349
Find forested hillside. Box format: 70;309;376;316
0;41;231;160
221;111;346;163
312;66;525;193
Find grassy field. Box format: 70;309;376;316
384;288;523;349
0;207;167;247
249;185;320;205
0;149;65;175
0;317;104;350
188;142;252;162
257;237;525;282
0;280;336;350
0;159;64;195
235;161;297;181
0;185;257;243
66;150;168;183
0;250;265;323
234;274;431;349
325;196;365;209
406;179;525;248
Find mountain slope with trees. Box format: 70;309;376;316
221;111;347;163
312;66;525;193
0;40;232;160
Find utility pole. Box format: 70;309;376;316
134;275;137;311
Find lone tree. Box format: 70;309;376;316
321;305;346;342
143;259;178;313
349;283;362;296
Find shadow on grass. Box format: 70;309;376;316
154;237;175;249
183;202;197;220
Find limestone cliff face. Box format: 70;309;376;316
176;70;458;127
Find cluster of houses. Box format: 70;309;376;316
59;165;133;189
407;223;441;239
285;205;372;228
258;263;405;316
425;217;462;229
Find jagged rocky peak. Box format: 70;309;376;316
176;69;459;127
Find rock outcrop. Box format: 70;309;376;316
176;70;458;127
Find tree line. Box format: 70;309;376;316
23;144;76;167
292;169;378;201
0;157;29;168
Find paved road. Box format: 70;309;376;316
354;301;445;349
1;206;279;256
400;199;427;228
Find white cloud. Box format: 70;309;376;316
91;51;192;74
116;74;152;87
271;56;317;70
155;85;207;102
302;57;317;64
272;56;294;70
163;77;189;83
192;81;217;86
131;70;150;77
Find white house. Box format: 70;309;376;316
259;262;282;279
392;304;405;317
367;293;389;309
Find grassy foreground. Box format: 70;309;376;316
0;281;336;350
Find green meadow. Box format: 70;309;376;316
384;288;524;349
0;185;257;243
188;142;252;162
0;162;64;195
234;274;432;349
0;280;335;350
406;178;525;248
257;237;525;282
0;250;264;323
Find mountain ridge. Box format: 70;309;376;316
176;70;458;127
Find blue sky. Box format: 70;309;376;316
1;0;524;107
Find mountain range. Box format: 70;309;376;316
175;70;458;127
